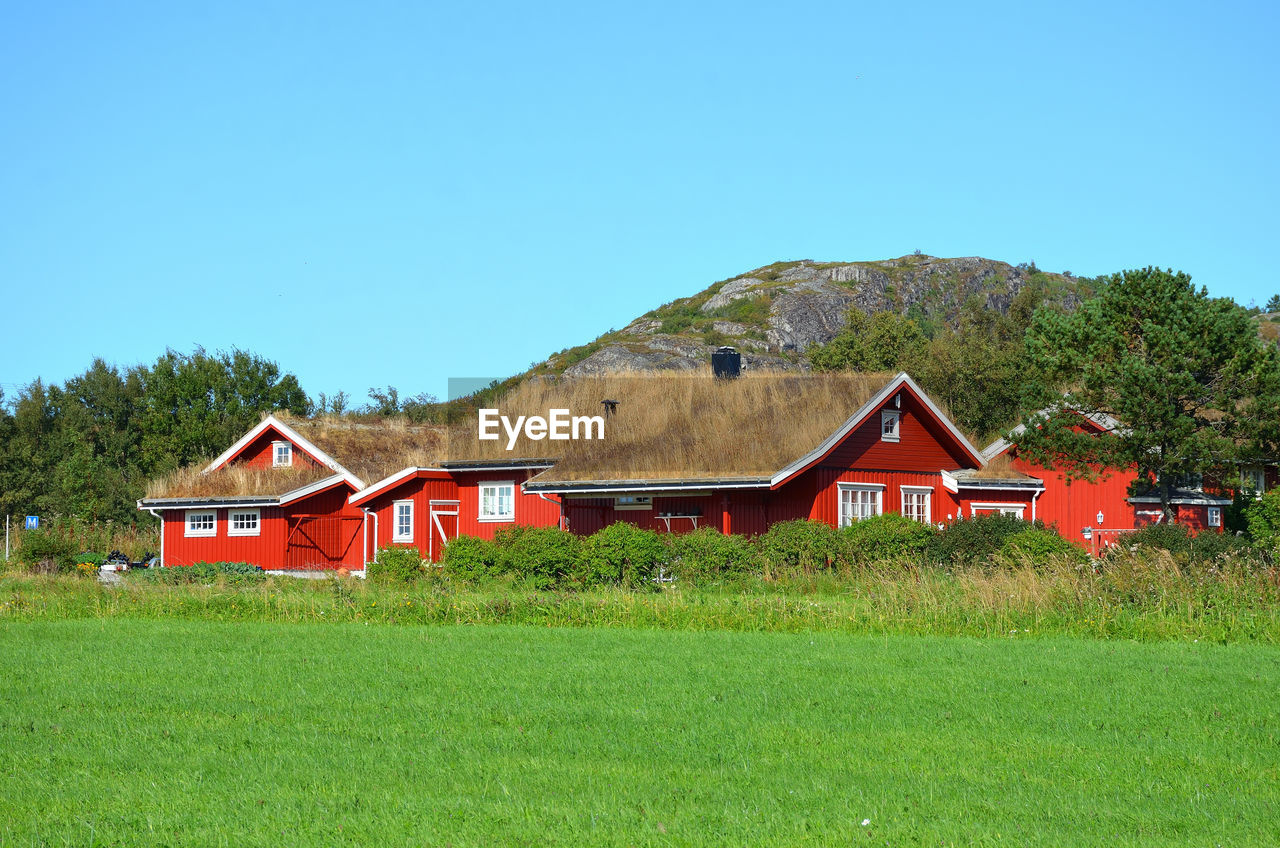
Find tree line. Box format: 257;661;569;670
0;348;451;526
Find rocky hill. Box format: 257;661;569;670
537;254;1090;376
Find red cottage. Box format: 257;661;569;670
137;414;441;570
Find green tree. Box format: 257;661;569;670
1267;294;1280;313
1015;267;1280;519
808;309;926;372
135;348;309;471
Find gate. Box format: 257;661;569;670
284;515;363;569
429;500;460;562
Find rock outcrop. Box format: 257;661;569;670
547;255;1082;376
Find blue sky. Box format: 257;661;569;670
2;1;1276;404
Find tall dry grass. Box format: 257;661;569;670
278;414;444;483
447;370;898;479
145;463;337;498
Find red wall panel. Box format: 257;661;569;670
161;482;361;569
818;390;976;473
226;428;323;470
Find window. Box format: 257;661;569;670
273;441;292;467
185;510;216;537
615;495;653;510
228;509;260;537
479;482;515;522
838;483;884;526
880;410;901;442
393;500;414;542
970;503;1025;518
900;486;932;524
1241;466;1266;496
1208;507;1222;528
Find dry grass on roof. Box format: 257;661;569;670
145;463;336;500
966;452;1038;480
276;414;446;484
446;370;898;481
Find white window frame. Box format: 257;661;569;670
478;481;515;523
880;410;901;442
228;508;261;537
1208;507;1223;528
272;440;293;468
393;500;414;542
970;503;1025;519
1240;466;1266;497
900;486;932;524
838;483;884;527
184;510;217;538
615;495;653;511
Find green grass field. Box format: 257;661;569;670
2;619;1278;846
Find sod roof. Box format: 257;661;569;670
444;370;920;483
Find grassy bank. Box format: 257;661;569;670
3;548;1278;643
1;619;1277;846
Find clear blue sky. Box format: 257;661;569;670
2;1;1276;404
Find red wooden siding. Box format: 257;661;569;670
161;482;362;569
817;390;975;473
809;468;962;526
358;471;459;562
164;506;289;568
225;427;323;470
1010;456;1139;544
451;470;562;539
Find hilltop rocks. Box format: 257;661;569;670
549;255;1084;377
765;282;858;352
701;277;765;313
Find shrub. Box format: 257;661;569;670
576;522;668;590
999;526;1087;565
755;520;841;573
927;513;1032;567
367;546;428;583
1246;488;1280;559
839;514;935;566
441;535;500;580
1123;523;1194;556
15;528;78;574
135;561;266;585
494;526;579;589
667;528;756;585
1108;522;1249;566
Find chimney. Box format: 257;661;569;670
712;346;741;379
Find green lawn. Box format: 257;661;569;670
2;620;1278;846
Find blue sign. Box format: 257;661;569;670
24;516;38;530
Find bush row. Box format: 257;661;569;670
365;515;1094;588
131;561;266;585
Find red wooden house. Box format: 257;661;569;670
137;414;441;570
346;368;1044;564
140;351;1256;570
981;411;1233;552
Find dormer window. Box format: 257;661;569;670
881;410;901;442
273;441;292;467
